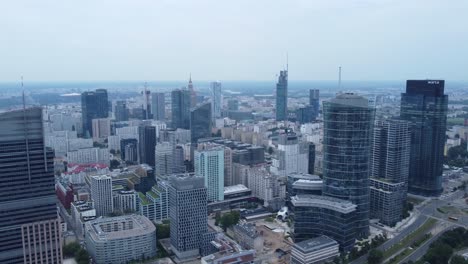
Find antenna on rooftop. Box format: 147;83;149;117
338;66;342;91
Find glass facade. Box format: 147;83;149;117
81;89;109;138
276;70;288;121
400;80;448;196
171;89;191;130
322;93;374;239
0;107;61;264
309;89;320;120
138;126;156;167
190;102;212;144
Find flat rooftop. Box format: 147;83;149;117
294;236;338;253
290;195;357;214
86;215;155;242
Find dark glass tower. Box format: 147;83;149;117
400;80;448;196
81;89;109;137
309;89;320;120
275;70;288;121
0;107;62;264
114;100;129;122
322;93;375;239
139;126;156;167
171;89;191;129
190;102;212;144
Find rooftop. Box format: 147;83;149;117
290;195;357;214
224;184;250;195
293;235;338;253
86;215;155;241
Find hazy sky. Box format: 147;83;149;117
1;0;467;81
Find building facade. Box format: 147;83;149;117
275;69;288;121
169;174;208;260
195;148;225;202
309;89;320;120
81;89;109;137
322;93;374;239
85;215;157;264
291;235;339;264
171;89;191;130
138;125;156;167
0;107;62;264
400;80;448;196
210;81;222;121
151;92;166;121
191;102;213;144
90;175;114;216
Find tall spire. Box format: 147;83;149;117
21;76;26;110
189;73;192;84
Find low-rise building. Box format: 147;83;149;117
85;215;157;264
291;236;340;264
232;222;263;252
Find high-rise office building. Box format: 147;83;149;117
155;142;175;177
370;119;411;226
296;105;315;124
0;107;62;264
120;138;138;161
169;174;208;260
90;175;114;216
92;118;111;141
190;102;212;144
139;126;156;167
322;93;375;239
171;89;191;129
195;148;225;202
114;100;129;122
400;80;448;196
309;89;320;120
271;133;309;177
81;89;109;138
210;81;222;122
188;75;197;107
276;70;288;121
151;92;166;121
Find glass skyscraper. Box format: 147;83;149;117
151;92;166;121
171;89;191;129
190;102;212;144
0;107;62;264
138;125;157;167
275;70;288;121
322;93;375;239
81;89;109;138
210;81;222;122
309;89;320;120
400;80;448;196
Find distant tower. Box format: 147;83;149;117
171;89;191;129
275;69;288;121
210;82;222;122
309;89;320;120
322;93;375;239
81;89;109;138
151;93;166;121
194;148;225;202
188;74;197;107
143;83;151;119
190;102;212;144
138;125;156;167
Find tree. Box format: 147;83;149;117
451;255;468;264
219;211;240;231
156;223;170;239
75;248;90;264
110;159;120;170
367;249;383;264
424;243;453;264
110;149;116;155
63;242;81;258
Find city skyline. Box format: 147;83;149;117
1;1;468;81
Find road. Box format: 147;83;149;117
399;225;454;263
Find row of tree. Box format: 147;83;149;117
63;242;90;264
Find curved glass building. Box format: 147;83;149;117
322;93;375;239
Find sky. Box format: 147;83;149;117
0;0;467;82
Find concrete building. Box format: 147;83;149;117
291;236;339;264
92;118;111;142
151;92;166;121
247;165;285;209
90;175;114;216
291;195;357;251
232;223;264;252
271;133;309;177
370;119;411;226
322;93;375;239
114;190;137;213
67;147;110;165
169;174;208;260
85;215;157;264
0;107;62;264
195;148;225;202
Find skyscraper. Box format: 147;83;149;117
271;132;309;177
169;174;208;260
190;102;212;144
275;70;288;121
195;148;225;202
322;93;375;239
171;89;191;129
188;75;197;107
90;175;114;216
400;80;448;196
309;89;320;120
370;119;411;226
81;89;109;138
139;125;156;167
0;107;62;264
155;142;175;177
210;81;222;122
151;92;166;121
114;100;129;122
